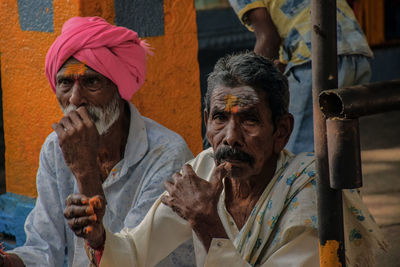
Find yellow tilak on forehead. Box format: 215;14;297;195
224;94;240;113
64;61;87;76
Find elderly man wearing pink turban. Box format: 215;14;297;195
0;17;195;267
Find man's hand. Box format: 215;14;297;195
52;106;103;196
52;106;99;176
64;194;106;249
161;163;230;251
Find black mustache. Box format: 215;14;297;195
215;146;255;166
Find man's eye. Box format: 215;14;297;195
57;79;73;88
213;114;227;123
243;118;259;126
83;77;102;90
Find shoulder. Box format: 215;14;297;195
286;151;316;172
39;132;63;165
141;116;193;159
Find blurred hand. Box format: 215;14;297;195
161;163;231;251
64;194;107;249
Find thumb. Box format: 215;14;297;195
211;162;231;192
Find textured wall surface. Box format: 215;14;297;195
17;0;54;32
114;0;164;37
0;0;201;197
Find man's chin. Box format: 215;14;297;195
223;164;249;180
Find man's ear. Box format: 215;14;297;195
273;113;294;153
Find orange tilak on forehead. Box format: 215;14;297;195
63;61;88;76
224;94;240;113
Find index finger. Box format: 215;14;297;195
52;122;66;138
76;106;93;126
181;164;196;177
65;193;89;206
210;162;230;185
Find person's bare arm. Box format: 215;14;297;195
246;7;280;60
52;106;104;198
246;7;286;72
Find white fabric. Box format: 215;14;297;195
99;148;386;266
10;102;195;267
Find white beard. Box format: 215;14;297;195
61;95;121;135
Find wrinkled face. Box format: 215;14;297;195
206;85;282;180
56;58;122;135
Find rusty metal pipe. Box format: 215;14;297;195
327;118;363;189
311;0;346;266
320;80;400;118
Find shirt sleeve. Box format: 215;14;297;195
100;196;193;267
228;0;266;25
123;140;193;228
10;142;66;266
122;141;196;266
203;229;319;267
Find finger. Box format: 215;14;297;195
181;164;196;177
52;123;66;138
160;194;173;208
64;205;92;219
60;117;75;133
171;172;182;184
210;162;230;186
161;195;187;220
68;110;84;130
164;180;175;194
65;193;89;206
88;195;106;216
67;215;97;230
76;106;94;126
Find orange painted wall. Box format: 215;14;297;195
0;0;202;197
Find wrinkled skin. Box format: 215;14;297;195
161;163;230;250
64;194;107;249
246;7;287;73
59;58;129;247
64;84;293;252
161;86;293;251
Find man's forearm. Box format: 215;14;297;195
74;168;105;198
246;7;281;60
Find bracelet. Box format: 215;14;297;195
85;242;104;267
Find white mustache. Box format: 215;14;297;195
61;95;121;135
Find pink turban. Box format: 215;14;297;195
45;16;151;100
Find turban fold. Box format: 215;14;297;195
45;16;151;100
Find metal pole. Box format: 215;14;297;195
311;0;346;266
326;118;362;189
320;80;400;118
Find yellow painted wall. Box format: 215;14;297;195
0;0;202;197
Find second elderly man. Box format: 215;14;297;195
64;51;386;266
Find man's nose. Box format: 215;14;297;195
69;80;87;107
223;119;243;147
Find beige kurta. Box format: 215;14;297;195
99;149;385;266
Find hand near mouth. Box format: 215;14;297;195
161;163;230;251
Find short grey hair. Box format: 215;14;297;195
205;51;289;127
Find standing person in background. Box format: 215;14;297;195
228;0;373;154
0;16;195;267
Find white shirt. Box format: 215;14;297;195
10;102;196;267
